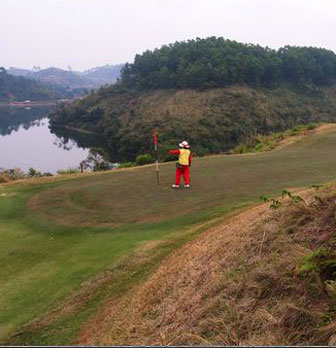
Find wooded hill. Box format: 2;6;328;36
49;37;336;160
0;68;75;101
7;64;123;89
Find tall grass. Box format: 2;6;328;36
233;122;320;154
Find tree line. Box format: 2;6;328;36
121;37;336;89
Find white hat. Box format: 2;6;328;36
179;141;190;148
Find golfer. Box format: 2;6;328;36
168;141;192;189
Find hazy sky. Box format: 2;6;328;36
1;0;335;71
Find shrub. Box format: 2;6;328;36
0;167;25;183
57;167;79;175
254;143;264;151
84;147;111;171
306;122;319;130
27;167;42;178
119;161;135;168
136;154;154;166
233;144;249;154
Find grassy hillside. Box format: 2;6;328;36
49;37;336;160
1;125;336;345
50;84;336;160
83;183;335;345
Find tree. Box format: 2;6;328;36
83;147;111;171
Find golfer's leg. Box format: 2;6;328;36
183;167;189;185
175;168;181;185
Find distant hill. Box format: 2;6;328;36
49;38;336;161
81;64;123;86
32;67;92;89
50;84;336;161
6;67;32;77
7;64;124;90
0;67;74;102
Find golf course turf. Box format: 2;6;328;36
1;124;336;344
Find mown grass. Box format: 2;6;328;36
4;204;245;346
1;125;336;344
1;183;246;344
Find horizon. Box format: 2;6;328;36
1;0;335;71
3;63;124;73
3;35;336;73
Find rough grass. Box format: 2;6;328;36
77;184;336;346
232;122;321;154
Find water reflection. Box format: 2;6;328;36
0;107;90;173
52;135;78;151
0;106;54;136
0;106;122;173
49;125;121;162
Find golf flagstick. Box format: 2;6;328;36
153;131;159;185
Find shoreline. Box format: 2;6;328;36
0;101;57;107
0;99;77;108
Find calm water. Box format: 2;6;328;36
0;107;90;173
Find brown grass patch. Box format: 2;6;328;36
75;184;336;346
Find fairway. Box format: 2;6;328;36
30;126;336;225
1;125;336;344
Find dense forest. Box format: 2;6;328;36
50;37;336;160
0;68;74;101
122;37;336;89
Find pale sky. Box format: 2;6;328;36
0;0;335;71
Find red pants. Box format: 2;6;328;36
175;166;189;185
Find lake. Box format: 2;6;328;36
0;106;90;174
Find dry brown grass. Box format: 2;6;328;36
75;184;336;346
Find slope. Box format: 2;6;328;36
77;183;336;346
1;124;336;345
50;85;336;160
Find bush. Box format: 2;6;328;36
119;162;135;168
233;144;249;154
57;167;79;175
0;167;25;183
27;167;43;178
84;147;111;171
306;122;319;130
136;154;154;166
